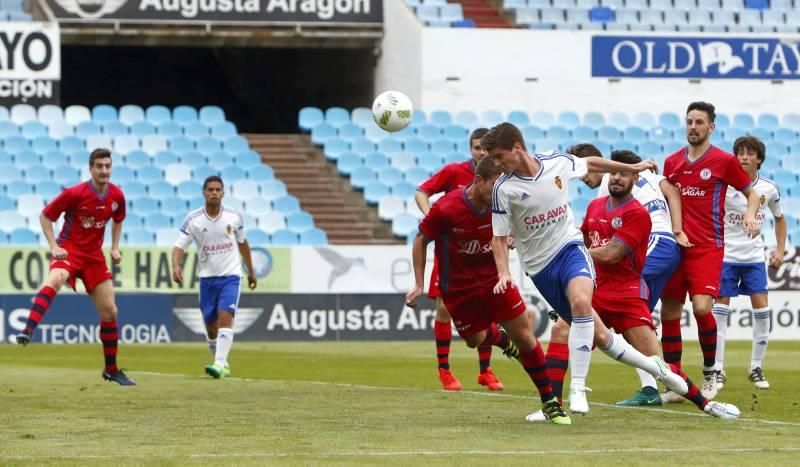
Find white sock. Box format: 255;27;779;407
207;337;217;358
637;368;658;390
568;315;595;391
599;333;664;380
751;308;771;371
712;303;730;372
215;328;234;367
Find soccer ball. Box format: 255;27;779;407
372;91;413;132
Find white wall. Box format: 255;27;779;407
374;0;423;106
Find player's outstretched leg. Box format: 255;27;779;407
434;300;461;391
91;280;135;386
16;270;67;345
669;364;740;419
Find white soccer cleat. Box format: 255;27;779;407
701;371;719;400
660;390;686;404
568;386;591;414
749;367;770;389
651;356;688;396
716;370;727;390
704;401;741;420
525;409;547;423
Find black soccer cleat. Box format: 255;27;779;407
102;369;137;386
15;332;32;346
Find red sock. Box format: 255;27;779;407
545;341;569;403
520;342;556;403
100;320;119;374
480;323;509;349
669;363;708;410
695;312;717;370
434;320;452;370
477;345;492;373
23;285;57;335
661;318;683;369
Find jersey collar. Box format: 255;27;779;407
683;144;714;166
86;181;109;201
605;194;635;212
461;185;488;216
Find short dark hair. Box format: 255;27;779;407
610;150;642;165
687;101;716;123
733;135;766;169
475;154;502;179
203;175;224;190
89;148;111;166
480;123;525;153
470;128;489;145
567;143;603;159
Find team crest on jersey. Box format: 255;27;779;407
611;216;623;229
700;168;712;180
554;176;563;190
226;224;233;234
760;195;766;205
111;201;118;212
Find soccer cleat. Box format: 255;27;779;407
502;340;520;361
749;367;770;389
568;386;591;414
205;363;226;379
102;369;136;386
704;401;741;420
701;370;719;400
15;332;31;346
541;398;571;425
222;366;231;378
651;356;689;396
615;387;663;406
477;368;504;391
716;369;727;390
525;409;547;423
660;390;686;404
438;368;462;391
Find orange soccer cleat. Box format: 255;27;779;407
438;368;463;391
477;367;504;391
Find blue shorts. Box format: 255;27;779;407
719;262;768;297
529;241;595;323
642;233;681;311
199;275;242;324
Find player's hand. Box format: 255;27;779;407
674;231;693;248
173;266;183;285
247;273;257;290
493;273;516;294
51;246;68;261
743;216;761;238
405;284;424;309
110;248;122;265
769;250;784;268
632;160;659;174
506;236;516;250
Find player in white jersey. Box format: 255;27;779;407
172;176;258;379
713;136;785;390
482;123;688;415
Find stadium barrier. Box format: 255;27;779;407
0;22;60;106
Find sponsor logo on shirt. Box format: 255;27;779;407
611;216;623;229
457;240;492;255
677;183;706;197
79;216;107;229
523;204;568;229
700;168;712;180
588;231;609;248
645;199;668;213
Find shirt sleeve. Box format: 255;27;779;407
663;158;674;180
566;153;588;179
41;187;72;221
113;191;126;223
418;200;445;241
768;186;783;218
174;215;194;250
612;207;651;254
492;182;512;237
235;212;246;243
418;165;453;196
723;156;752;191
596;174;610;198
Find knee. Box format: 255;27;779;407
100;305;118;322
46;272;68;292
464;332;483;348
570;296;593;316
509;330;535;353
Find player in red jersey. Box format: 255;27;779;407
576;151;739;419
659;102;761;402
415;127;509;391
406;156;570;424
16;148;135;385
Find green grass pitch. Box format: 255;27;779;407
1;341;798;464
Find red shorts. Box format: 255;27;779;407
427;258;441;299
442;286;527;338
593;294;655;334
662;245;723;303
50;250;112;294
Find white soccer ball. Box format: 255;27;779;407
372;91;413;132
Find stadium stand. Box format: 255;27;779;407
0;0;32;21
302;107;800;246
0;105;327;247
405;0;510;27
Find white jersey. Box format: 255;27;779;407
175;206;246;278
492;151;588;276
598;170;673;235
723;174;782;264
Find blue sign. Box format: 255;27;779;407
0;294;173;344
592;36;800;79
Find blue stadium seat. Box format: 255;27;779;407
748;128;772;142
612;140;637;151
193;165;219;181
194;137;220;156
177;181;203;200
299;107;324;132
37;105;63;125
714;113;731;129
247;165;274;181
417;152;442;173
178;151;204;167
325;107;350;128
52;166;80;186
25;165;51;183
137;165;163;184
0;195;14;211
338;123;364;142
325;139;350;160
221;165;247;183
187;196;205;209
102;120;127;137
64;105;91;126
733;113;755;129
350;167;376;189
144;213;172;229
508;111;530;127
597;126;622;141
775;128;797;143
362;151;388;169
349;138;374;154
440;2;464;20
392;181;417;198
0;165;22;183
126;229;155;245
42;150;69;167
92;105;118;124
165;163;192;185
429;111;453;128
663;142;684;154
403;138;427;154
75;121;101;138
391;152;417;171
161;197;188;213
364;181;390;204
9;228;37;244
255;212;284;234
206;151;233;167
378;196;405;221
364;125;392;143
36;181;62;202
572;126;596;140
235;150;262;169
351;107;373;127
337;152;362;175
146;105;172;125
133;197;160;215
169;136;194;155
300;228;328;245
454;111;479;128
32;136;57;153
758;114;779;130
185;122;210;140
4;135;29;154
403;167;429;186
0;150;10;165
547;126;570;141
114;135;140;154
286;211;315;233
131;121;156;137
481;110;503;126
8;106;34;124
378;167;404;186
638;141;663;157
311;123;337;145
260;180;288;201
392;213;419;238
154;150;179;165
623;126;648;143
0;121;18;137
119;105;145;125
21;121;47;138
148;181;175;198
273;195;300;214
431;140;456;153
223;136;248;153
270;229;299;246
14;150;39;169
173;106;198;126
157;121;183;138
125;151;151;168
442;125;468;141
782;113;800;128
246;229;271;246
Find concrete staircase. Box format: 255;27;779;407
243;134;403;245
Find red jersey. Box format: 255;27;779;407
418;160;475;196
418;187;496;294
581;196;651;301
663;145;751;248
42;181;126;255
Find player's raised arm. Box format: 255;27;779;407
584;156;658;174
659;178;692;247
414;190;432;215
